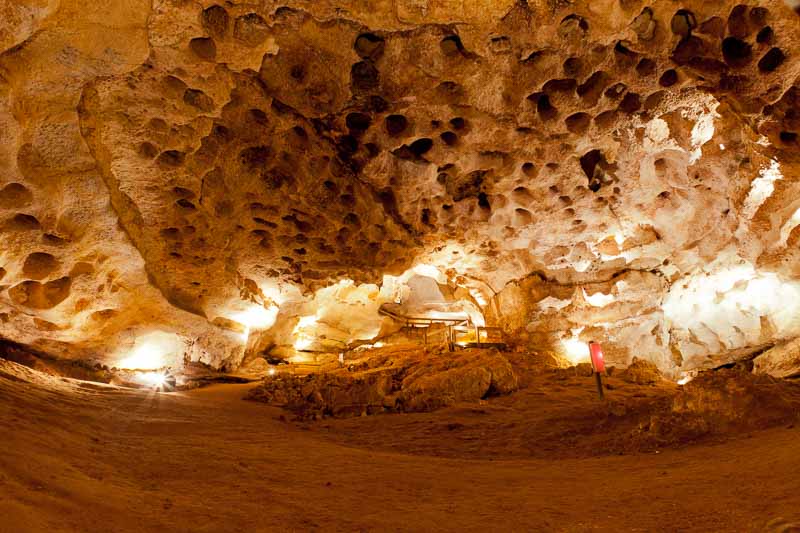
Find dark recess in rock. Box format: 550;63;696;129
354;33;385;59
346;112;371;133
721;37;752;67
202;5;229;38
409;138;433;157
758;48;785;72
671;9;697;36
440;35;466;56
384;114;407;136
189;37;217;61
659;69;679;87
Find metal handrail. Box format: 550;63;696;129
379;305;504;351
378;306;472;326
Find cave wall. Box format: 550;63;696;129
1;0;800;375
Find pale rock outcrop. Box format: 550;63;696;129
753;337;800;378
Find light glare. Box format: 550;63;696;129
743;160;782;220
560;331;589;365
293;315;318;351
231;304;279;342
232;305;279;330
137;371;167;387
582;288;615;308
117;331;183;370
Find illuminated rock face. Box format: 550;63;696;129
1;1;800;376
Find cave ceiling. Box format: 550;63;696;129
1;0;800;372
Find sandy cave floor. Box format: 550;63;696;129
1;359;800;532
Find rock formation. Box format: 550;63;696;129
246;345;519;418
1;1;800;377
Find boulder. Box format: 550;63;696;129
401;366;492;412
246;368;398;418
753;338;800;378
620;357;662;385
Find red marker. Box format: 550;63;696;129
588;341;605;373
588;341;605;399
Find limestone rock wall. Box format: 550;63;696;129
1;0;800;375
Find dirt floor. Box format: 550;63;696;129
2;358;800;532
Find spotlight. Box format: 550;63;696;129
137;370;177;390
139;371;167;388
561;336;589;364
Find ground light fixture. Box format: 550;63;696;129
135;369;177;391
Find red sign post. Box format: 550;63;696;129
588;341;605;373
588;341;605;399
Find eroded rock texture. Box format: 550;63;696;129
1;1;800;376
246;345;519;418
